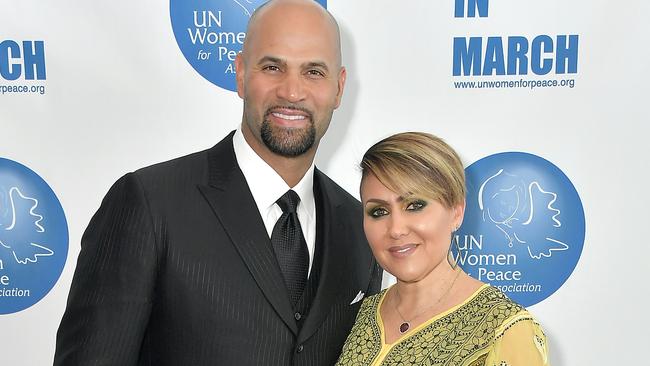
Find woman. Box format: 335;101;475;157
336;132;549;366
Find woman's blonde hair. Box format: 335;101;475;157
360;132;466;208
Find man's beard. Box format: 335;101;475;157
260;108;316;157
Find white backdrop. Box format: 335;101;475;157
2;0;649;364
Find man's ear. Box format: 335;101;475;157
334;66;346;108
235;52;246;99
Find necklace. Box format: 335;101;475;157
393;269;462;334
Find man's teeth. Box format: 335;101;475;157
273;112;306;120
397;247;411;253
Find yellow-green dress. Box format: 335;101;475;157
336;285;549;366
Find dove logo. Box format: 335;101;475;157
454;152;584;306
0;158;68;314
170;0;327;91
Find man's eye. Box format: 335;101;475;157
368;207;389;218
406;200;427;211
306;69;325;78
263;65;281;72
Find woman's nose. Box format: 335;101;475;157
388;212;410;239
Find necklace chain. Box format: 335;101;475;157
393;269;462;334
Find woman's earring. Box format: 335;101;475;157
447;227;461;269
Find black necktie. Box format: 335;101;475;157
271;190;309;307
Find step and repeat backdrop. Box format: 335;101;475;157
2;0;648;364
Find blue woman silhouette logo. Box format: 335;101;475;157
0;158;68;314
456;152;585;306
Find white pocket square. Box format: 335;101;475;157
350;291;365;305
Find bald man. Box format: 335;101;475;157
53;1;382;365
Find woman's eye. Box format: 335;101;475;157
368;207;389;218
406;200;427;211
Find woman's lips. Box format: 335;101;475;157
388;244;418;258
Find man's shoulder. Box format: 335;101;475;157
100;149;212;205
314;169;361;209
133;149;210;183
131;131;235;187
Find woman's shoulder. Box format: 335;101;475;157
473;284;524;307
460;284;531;324
470;285;544;335
480;288;549;365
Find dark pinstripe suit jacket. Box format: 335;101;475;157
54;132;382;366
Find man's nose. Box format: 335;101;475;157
276;72;306;103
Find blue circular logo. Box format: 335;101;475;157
455;152;585;306
170;0;328;91
0;158;68;314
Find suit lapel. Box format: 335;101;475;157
197;132;298;334
298;170;359;343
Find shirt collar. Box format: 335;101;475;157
233;127;315;218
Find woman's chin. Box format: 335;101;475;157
388;268;427;284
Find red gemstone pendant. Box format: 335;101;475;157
399;322;410;334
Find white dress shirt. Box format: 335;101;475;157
232;128;317;276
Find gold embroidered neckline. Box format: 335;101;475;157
377;284;490;347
